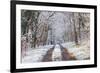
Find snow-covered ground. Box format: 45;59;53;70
62;40;90;60
52;45;62;61
22;40;90;63
22;45;53;63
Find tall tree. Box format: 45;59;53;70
73;13;79;45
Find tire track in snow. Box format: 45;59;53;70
42;44;76;62
59;44;76;61
42;45;55;62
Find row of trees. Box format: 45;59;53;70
72;13;90;45
21;10;90;50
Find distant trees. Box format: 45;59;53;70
62;12;90;45
71;12;90;45
73;13;78;45
21;10;90;50
21;10;56;48
21;10;40;48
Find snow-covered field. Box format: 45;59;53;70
22;45;53;63
62;40;90;60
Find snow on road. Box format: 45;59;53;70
22;40;90;63
22;45;53;63
52;45;62;61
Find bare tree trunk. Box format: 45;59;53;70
33;25;38;48
43;24;48;45
73;13;79;45
33;12;40;48
78;13;82;43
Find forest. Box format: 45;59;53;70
21;10;90;63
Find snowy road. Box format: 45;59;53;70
42;45;55;62
42;44;76;62
22;43;89;63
